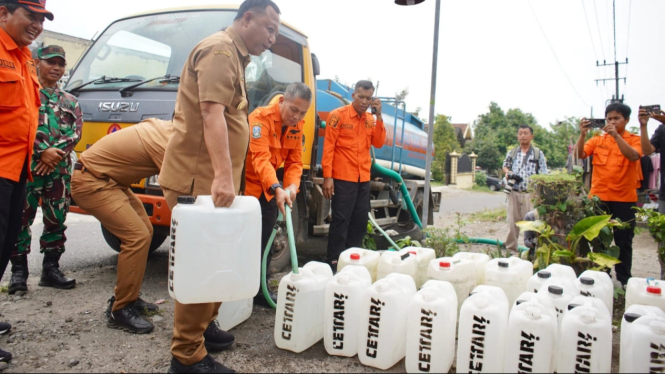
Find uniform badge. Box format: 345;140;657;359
214;50;232;57
328;114;340;129
252;125;262;139
237;100;247;110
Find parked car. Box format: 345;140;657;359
486;175;504;191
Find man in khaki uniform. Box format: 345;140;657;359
158;1;281;372
71;119;170;333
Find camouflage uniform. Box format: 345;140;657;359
14;86;83;255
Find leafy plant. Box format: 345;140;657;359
395;236;422;249
362;221;377;250
422;213;467;258
475;171;487;187
517;215;622;274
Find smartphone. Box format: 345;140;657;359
588;118;606;129
642;105;661;114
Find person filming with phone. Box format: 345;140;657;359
577;102;642;288
638;104;665;214
321;80;386;271
502;124;548;253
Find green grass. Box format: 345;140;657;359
142;308;164;317
470;207;508;223
470;185;496;193
430;180;447;187
0;285;7;293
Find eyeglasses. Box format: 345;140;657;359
43;59;66;68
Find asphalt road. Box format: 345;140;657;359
3;186;505;282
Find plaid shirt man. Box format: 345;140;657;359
502;147;548;191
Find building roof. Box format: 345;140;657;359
452;123;473;139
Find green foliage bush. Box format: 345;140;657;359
475;171;487;187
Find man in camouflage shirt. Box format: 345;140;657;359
10;45;82;294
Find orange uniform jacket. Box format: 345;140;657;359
244;101;304;201
322;104;386;183
0;27;41;182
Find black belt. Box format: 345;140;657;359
74;162;86;172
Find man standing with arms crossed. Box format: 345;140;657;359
159;1;281;372
321;80;385;271
11;45;82;295
244;82;311;306
0;0;54;363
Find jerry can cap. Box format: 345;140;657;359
580;277;595;286
624;313;641;323
537;271;551;279
408;251;417;255
350;253;361;260
498;261;509;268
548;285;563;295
177;196;196;204
440;261;451;268
647;286;662;295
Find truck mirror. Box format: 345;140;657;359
311;53;320;76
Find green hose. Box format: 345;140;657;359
367;213;400;251
457;237;530;254
261;205;299;309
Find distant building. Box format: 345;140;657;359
451;123;473;148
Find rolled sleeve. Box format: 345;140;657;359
503;150;513;169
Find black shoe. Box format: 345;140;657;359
105;295;159;318
253;291;277;308
107;303;154;334
0;348;12;363
167;355;235;374
0;322;11;336
203;320;234;352
39;252;75;289
8;255;29;295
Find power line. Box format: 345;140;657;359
593;0;606;61
527;0;589;107
580;0;599;61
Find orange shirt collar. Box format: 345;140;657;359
263;101;283;124
346;104;366;120
0;27;31;59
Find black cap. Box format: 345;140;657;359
498;261;509;268
624;313;641;323
548;285;563;295
515;300;526;306
568;303;581;311
580;277;595;286
537;271;551;279
177;196;196;204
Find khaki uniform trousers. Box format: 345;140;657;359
71;170;152;311
163;187;221;365
505;191;533;252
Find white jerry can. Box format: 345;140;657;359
453;252;490;285
357;273;417;370
620;304;665;373
575;273;613;316
168;195;261;304
323;265;372;357
484;257;533;308
402;246;436;288
539;279;577;329
456;285;509;373
337;248;380;282
557;297;612;373
427;257;477;314
544;263;578;282
626;277;665;312
215;298;253;331
274;262;333;353
405;280;458;373
503;292;558;373
526;270;552;293
376;249;418;284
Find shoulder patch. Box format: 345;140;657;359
214;50;232;57
252;125;262;139
328;114;340;129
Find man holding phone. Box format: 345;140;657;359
322;80;386;271
638;104;665;213
576;102;642;288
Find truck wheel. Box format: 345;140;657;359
100;224;167;254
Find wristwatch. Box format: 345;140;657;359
269;183;283;195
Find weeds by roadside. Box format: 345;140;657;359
470;208;507;223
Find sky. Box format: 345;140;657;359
43;0;665;135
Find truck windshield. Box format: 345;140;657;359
65;10;236;91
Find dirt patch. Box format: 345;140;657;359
0;209;659;373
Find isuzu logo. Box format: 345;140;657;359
99;102;140;112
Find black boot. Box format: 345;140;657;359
203;320;235;352
168;355;235;373
107;302;154;334
8;255;29;295
39;252;76;289
105;295;159;318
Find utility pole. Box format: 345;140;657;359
594;0;627;103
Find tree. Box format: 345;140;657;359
395;87;409;102
432;115;461;181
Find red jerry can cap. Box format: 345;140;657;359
647;286;662;295
350;253;361;260
440;262;451;268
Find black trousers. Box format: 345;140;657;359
0;158;28;280
258;193;278;286
326;180;370;266
602;201;636;285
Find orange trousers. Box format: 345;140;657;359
70;170;152;311
163;187;221;365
